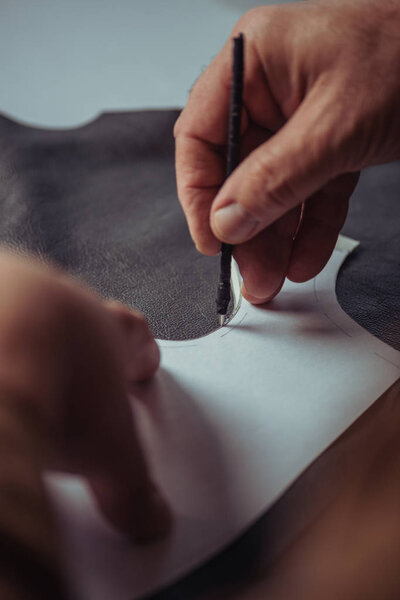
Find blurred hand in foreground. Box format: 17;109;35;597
0;252;171;543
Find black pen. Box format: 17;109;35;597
216;32;244;326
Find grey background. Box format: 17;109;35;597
0;0;293;128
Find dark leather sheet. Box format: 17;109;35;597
338;162;400;351
0;110;398;347
0;110;224;340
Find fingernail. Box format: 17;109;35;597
213;203;259;243
131;484;172;542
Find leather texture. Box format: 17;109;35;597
0;109;398;346
0;110;226;340
338;162;400;351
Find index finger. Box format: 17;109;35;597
174;43;233;254
175;26;284;255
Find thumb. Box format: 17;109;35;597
210;89;347;244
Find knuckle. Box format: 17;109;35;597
177;187;218;252
234;6;282;41
246;154;297;219
236;6;269;30
266;178;298;215
0;253;103;346
0;281;69;348
26;279;74;335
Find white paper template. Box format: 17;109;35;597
46;236;400;600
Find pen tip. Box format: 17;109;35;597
219;314;225;327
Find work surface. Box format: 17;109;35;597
0;0;285;128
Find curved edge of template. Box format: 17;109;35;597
142;235;400;598
159;234;400;372
158;235;398;361
157;258;243;348
314;235;400;370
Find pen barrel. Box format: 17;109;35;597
216;242;233;315
226;33;244;178
215;33;244;319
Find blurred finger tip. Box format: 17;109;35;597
94;479;173;543
107;301;147;331
130;340;161;383
131;485;173;543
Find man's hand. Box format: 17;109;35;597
175;0;400;303
0;252;171;542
